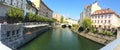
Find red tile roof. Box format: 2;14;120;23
84;5;89;9
91;8;120;18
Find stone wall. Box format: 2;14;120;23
22;26;51;46
0;23;23;49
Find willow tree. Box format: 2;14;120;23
81;17;92;30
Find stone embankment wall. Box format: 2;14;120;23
22;26;51;45
71;29;116;45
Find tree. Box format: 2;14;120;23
60;16;64;23
6;7;23;22
25;12;35;22
6;7;23;23
81;17;92;30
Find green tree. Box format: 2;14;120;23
61;16;64;23
6;7;23;23
81;17;92;30
25;12;35;22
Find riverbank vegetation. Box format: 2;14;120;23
79;17;116;36
6;7;55;23
6;7;23;23
25;13;54;23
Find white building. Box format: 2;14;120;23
91;8;120;29
79;1;101;24
0;0;26;17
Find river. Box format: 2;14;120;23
19;28;104;50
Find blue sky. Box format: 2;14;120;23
42;0;120;20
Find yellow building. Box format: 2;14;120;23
30;0;41;9
53;14;61;22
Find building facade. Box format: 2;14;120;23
0;0;26;17
0;24;23;49
79;1;101;24
91;8;120;29
25;0;38;15
53;14;61;22
39;1;53;18
30;0;41;10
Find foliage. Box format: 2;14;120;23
26;12;35;22
99;30;113;36
81;17;92;30
6;7;23;22
26;14;54;23
78;26;84;32
61;16;64;23
90;27;96;33
72;24;78;30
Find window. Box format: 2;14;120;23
98;16;100;18
101;20;103;23
95;20;96;23
108;20;110;24
17;29;20;37
101;15;103;18
7;31;10;37
95;16;97;19
105;20;106;24
12;30;15;36
10;0;12;5
98;20;99;24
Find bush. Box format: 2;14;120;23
99;30;105;35
90;27;96;33
78;27;84;32
99;30;113;36
106;31;113;36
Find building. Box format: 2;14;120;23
0;0;26;20
0;23;23;49
25;0;38;15
79;1;101;24
91;8;120;29
31;0;53;18
53;14;61;22
30;0;41;10
39;1;53;18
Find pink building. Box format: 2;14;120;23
91;8;120;29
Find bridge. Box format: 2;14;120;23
60;23;72;28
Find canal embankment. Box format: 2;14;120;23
71;29;116;45
17;25;52;49
19;27;104;50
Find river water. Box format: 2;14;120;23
20;28;104;50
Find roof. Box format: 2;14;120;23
84;5;89;9
0;42;12;50
91;8;120;18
